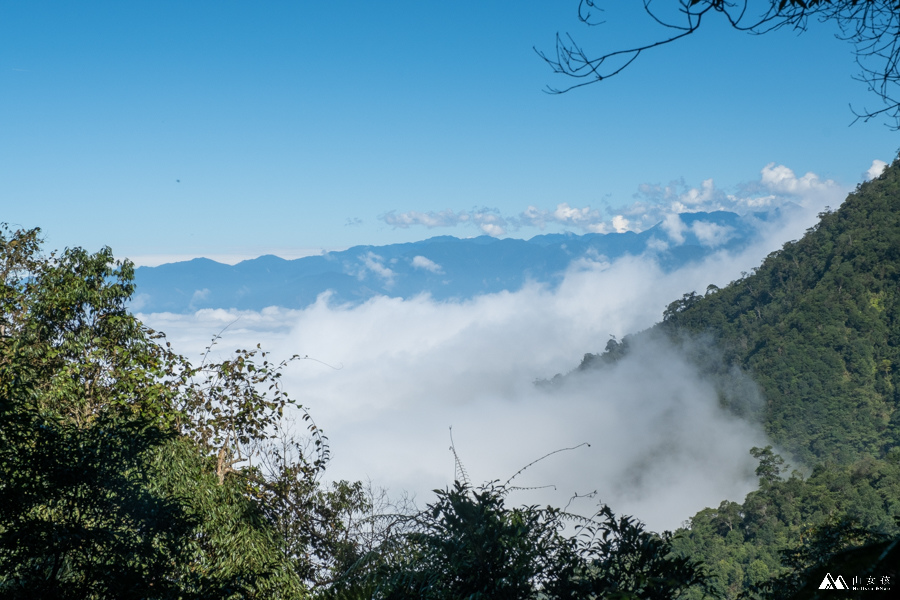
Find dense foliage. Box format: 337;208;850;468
328;480;707;600
672;449;900;598
0;226;363;598
662;159;900;466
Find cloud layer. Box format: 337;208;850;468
140;233;820;530
382;208;509;236
380;162;850;239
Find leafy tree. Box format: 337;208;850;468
750;446;788;487
756;518;896;599
0;410;197;599
386;481;580;599
573;503;711;599
0;225;366;598
251;423;370;589
540;1;900;126
0;226;203;597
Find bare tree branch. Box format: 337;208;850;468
540;0;900;127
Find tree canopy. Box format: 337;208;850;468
0;225;364;598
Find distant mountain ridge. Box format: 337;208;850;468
132;210;766;314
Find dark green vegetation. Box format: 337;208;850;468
666;159;900;466
672;450;900;599
327;480;707;600
0;228;364;598
577;158;900;597
6;157;900;598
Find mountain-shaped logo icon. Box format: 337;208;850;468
819;573;848;589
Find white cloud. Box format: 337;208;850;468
611;215;630;233
189;288;210;309
518;203;610;233
661;214;686;244
359;252;395;285
472;210;507;236
130;293;150;312
645;237;669;252
624;163;846;234
866;159;888;181
670;178;719;213
691;221;735;248
411;255;443;273
553;203;593;223
758;163;836;196
378;162;854;242
382;209;467;229
382;208;508;237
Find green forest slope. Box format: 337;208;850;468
575;158;900;598
664;162;900;466
586;158;900;467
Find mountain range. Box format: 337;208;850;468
133;210;771;313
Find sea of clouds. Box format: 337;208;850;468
139;162;869;531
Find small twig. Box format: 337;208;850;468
504;442;591;487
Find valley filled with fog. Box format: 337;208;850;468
139;167;848;531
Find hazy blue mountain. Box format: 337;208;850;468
132;211;766;313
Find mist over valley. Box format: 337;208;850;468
137;165;846;531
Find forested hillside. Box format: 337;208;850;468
583;158;900;467
660;162;900;467
576;159;900;597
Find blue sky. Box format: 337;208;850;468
2;1;897;264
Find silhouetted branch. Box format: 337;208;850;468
504;442;591;487
540;0;900;127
